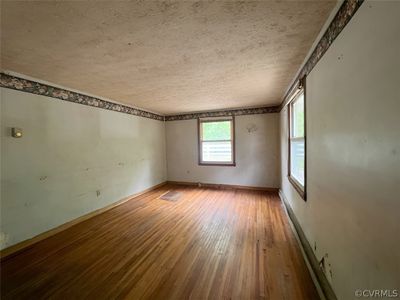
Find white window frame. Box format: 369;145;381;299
198;117;235;166
288;88;306;199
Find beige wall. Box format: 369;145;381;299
166;114;280;188
280;2;400;299
0;88;167;249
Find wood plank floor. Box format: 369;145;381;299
1;185;319;300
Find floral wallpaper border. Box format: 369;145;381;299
280;0;365;109
164;106;280;121
0;73;280;121
0;73;165;121
1;73;280;121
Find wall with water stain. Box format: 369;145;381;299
280;2;400;299
0;88;167;249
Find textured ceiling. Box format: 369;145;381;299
1;1;336;115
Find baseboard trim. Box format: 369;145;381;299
0;181;167;261
279;190;337;300
167;180;278;192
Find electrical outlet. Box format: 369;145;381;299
0;232;10;249
96;190;101;197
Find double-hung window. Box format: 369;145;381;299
198;117;235;166
288;89;306;198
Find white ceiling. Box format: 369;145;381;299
1;1;336;114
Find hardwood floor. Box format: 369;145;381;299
1;185;319;300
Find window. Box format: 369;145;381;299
198;117;235;166
288;89;306;198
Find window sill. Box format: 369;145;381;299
199;162;236;167
288;175;306;200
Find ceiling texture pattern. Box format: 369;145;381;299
1;1;336;115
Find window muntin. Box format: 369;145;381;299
289;91;305;189
199;118;235;165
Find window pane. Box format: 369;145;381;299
290;139;305;186
293;93;304;137
202;121;231;141
202;141;232;162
